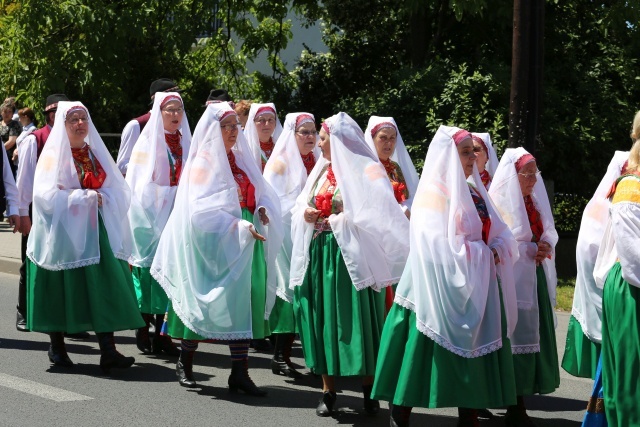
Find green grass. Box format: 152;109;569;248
555;277;576;312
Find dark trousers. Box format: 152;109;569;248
17;206;30;315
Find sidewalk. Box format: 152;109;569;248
0;221;22;276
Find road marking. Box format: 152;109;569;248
0;373;93;402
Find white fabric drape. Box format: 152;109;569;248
289;112;410;291
264;112;319;302
394;125;518;358
126;92;191;267
572;151;627;343
489;147;558;354
27;101;132;270
473;132;499;179
151;102;283;339
364;116;419;211
243;102;283;169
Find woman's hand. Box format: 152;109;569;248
304;207;322;223
249;225;266;241
258;207;269;225
534;241;552;265
8;215;20;233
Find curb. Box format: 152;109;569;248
0;256;21;276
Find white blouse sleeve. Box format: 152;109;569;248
611;202;640;288
16;134;37;216
116;120;141;175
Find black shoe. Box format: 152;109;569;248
271;334;303;378
250;338;272;352
135;326;152;354
176;360;197;388
316;391;337;417
152;335;180;357
390;404;411;427
64;331;91;340
270;358;303;379
477;408;494;419
362;384;380;415
47;333;74;368
97;332;135;374
16;311;29;332
228;360;267;396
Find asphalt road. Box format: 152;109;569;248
0;270;590;427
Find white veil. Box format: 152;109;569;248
126;92;192;267
289;112;410;291
473;132;500;179
243;102;283;169
264;112;319;302
394;125;518;358
364;116;420;210
27;101;132;270
489;147;558;353
576;151;628;343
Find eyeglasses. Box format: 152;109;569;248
162;108;184;115
67;117;88;125
296;130;317;138
221;122;240;132
518;170;542;179
255;118;275;126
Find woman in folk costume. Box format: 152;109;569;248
263;112;319;379
26;101;145;373
290;112;410;417
151;102;283;395
371;126;519;427
364;116;419;312
489;148;560;426
471;132;499;189
126;92;191;356
588;111;640;426
243;102;283;171
562;151;628;379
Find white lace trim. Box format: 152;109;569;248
511;344;540;354
570;308;601;344
373;278;399;291
276;289;293;303
128;256;154;268
150;267;253;340
393;294;503;358
27;253;100;271
113;251;131;263
352;276;376;291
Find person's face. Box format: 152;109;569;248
518;161;538;197
1;108;12;122
295;122;317;156
18;115;29;127
473;140;489;172
318;128;331;161
65;109;89;144
161;100;184;133
221;115;240;153
47;111;56;126
372;127;397;161
254;113;276;142
456;137;477;178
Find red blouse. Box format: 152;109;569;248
524;195;544;242
165;131;182;186
301;151;316;176
470;186;491;245
71;144;106;190
228;151;256;213
381;158;409;204
260;137;275;171
479;169;492;190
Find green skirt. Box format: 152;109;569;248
293;230;385;376
601;262;640;426
165;208;269;340
269;297;296;334
512;266;560;395
26;218;146;334
561;315;601;379
371;283;517;409
132;266;169;314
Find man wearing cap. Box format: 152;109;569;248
204;88;234;107
116;78;181;175
15;94;69;332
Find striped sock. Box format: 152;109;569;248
228;340;249;361
181;340;199;352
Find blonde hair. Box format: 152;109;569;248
627;111;640;173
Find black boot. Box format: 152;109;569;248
505;396;536;427
228;359;267;396
152;314;179;356
97;332;135;374
362;384;380;415
16;310;29;332
176;349;197;388
457;408;479;427
48;332;73;367
135;314;152;354
390;404;412;427
316;390;337;417
271;333;302;378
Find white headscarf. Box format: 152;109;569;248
289;112;410;291
126;92;192;267
264;113;319;302
27;101;132;270
578;151;628;343
364;116;419;211
489;147;558;354
393;125;518;358
472;132;499;180
151;103;283;339
243;103;283;169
